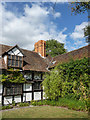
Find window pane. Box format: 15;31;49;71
14;87;17;95
12;55;15;59
12;59;15;66
10;88;13;95
19;56;22;61
34;73;41;80
4;84;22;95
8;59;11;66
16;56;18;60
16;60;18;67
19;61;22;67
34;82;41;90
24;73;32;80
8;55;11;59
6;88;10;95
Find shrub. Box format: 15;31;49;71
18;102;29;107
12;101;16;107
42;57;89;110
30;100;37;106
2;105;13;110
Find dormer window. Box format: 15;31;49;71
8;55;23;68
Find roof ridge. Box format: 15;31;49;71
0;44;36;54
54;45;89;59
0;44;13;47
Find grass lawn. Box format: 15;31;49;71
1;106;89;119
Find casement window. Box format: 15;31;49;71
8;55;23;68
34;82;41;90
34;72;41;80
3;84;22;96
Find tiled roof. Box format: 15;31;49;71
0;44;48;72
0;44;89;71
49;45;89;68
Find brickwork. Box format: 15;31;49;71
34;40;46;57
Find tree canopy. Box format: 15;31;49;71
70;1;90;42
46;39;66;57
70;2;89;15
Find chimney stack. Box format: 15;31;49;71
34;40;46;57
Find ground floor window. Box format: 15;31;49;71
3;84;22;96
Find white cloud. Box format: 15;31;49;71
56;27;67;43
0;3;67;50
70;22;88;40
54;12;61;18
50;0;68;2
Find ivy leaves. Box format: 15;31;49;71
0;69;26;83
42;57;89;101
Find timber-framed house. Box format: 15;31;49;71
0;40;89;105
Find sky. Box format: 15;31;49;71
0;1;88;52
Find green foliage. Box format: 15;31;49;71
70;2;90;43
70;2;89;15
30;98;87;111
30;100;37;106
18;102;29;107
43;70;62;100
12;101;16;107
0;68;26;83
46;39;66;57
84;25;90;42
2;105;13;110
42;57;89;109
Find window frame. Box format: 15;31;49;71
7;55;23;68
34;82;41;90
34;72;41;80
3;84;23;96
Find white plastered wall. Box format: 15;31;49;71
23;93;32;102
14;95;21;103
8;47;23;56
43;92;46;99
34;92;41;100
23;84;32;102
0;84;2;104
4;55;7;65
4;96;12;105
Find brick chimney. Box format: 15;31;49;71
34;40;46;57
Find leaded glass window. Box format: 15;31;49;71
3;84;22;95
34;72;41;80
24;73;32;80
8;55;23;68
34;82;41;90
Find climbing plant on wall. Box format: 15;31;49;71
42;57;89;101
0;68;26;83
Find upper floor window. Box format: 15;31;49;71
24;73;32;80
8;55;23;68
34;72;41;80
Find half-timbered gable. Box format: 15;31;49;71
0;42;48;105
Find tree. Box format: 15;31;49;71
70;2;89;15
70;1;90;42
46;39;66;57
